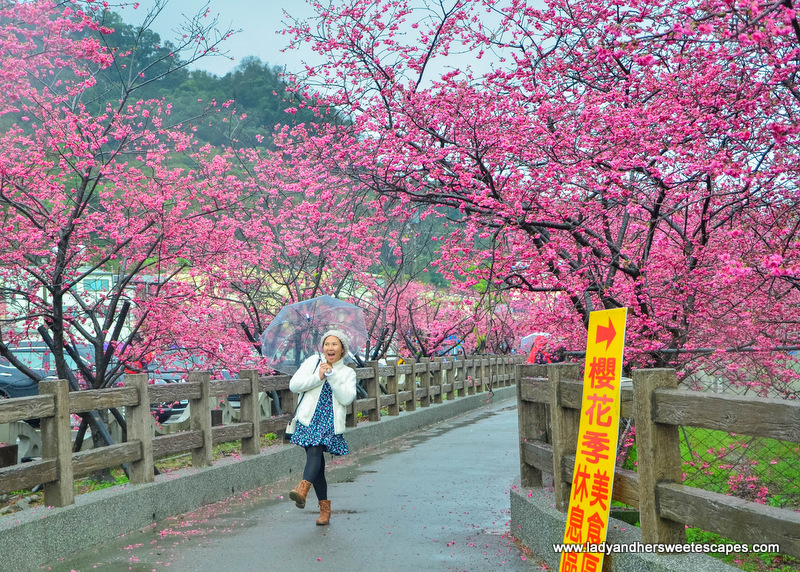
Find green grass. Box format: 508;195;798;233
686;529;797;572
680;427;800;505
155;433;281;472
616;427;800;571
75;471;128;494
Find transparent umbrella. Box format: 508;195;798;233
520;332;550;355
259;295;368;374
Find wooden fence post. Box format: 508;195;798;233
473;356;482;393
516;364;547;488
512;355;522;385
445;357;456;401
346;363;358;428
126;373;154;485
432;357;444;404
39;379;74;508
633;368;686;546
345;402;357;428
548;363;582;511
366;361;382;422
405;358;417;411
387;360;400;416
239;370;261;455
419;358;431;407
454;355;464;397
279;385;296;440
189;371;213;467
468;357;477;395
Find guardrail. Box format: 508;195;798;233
516;362;800;559
0;355;521;508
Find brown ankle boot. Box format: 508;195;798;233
289;480;312;509
316;500;331;525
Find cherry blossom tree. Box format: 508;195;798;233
284;0;800;384
0;0;244;391
205;121;455;363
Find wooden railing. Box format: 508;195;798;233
516;363;800;559
0;355;521;508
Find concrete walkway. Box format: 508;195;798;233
47;399;542;572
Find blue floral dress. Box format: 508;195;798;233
290;380;349;456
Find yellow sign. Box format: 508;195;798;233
559;308;628;572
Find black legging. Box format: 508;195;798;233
303;445;328;501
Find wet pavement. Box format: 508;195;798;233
44;399;543;572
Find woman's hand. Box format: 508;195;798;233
319;362;334;380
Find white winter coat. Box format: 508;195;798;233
289;354;357;435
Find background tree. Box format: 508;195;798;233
283;0;800;388
206;122;454;363
0;0;244;394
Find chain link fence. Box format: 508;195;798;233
677;358;800;510
616;353;800;510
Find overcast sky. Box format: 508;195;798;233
135;0;318;76
132;0;510;84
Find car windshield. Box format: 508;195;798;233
13;349;47;370
64;354;84;369
1;346;89;372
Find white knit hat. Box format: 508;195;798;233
320;329;350;357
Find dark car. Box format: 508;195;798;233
0;350;40;399
0;342;94;428
0;341;94;399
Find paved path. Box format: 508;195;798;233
48;399;542;572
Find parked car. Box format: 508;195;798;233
0;341;93;399
144;350;205;423
0;341;93;427
148;378;189;424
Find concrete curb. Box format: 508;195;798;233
510;479;739;572
0;386;515;572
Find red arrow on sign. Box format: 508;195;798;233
596;319;616;350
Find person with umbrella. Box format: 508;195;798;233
259;295;368;373
526;335;551;364
288;329;357;525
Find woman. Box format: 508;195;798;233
288;329;357;525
